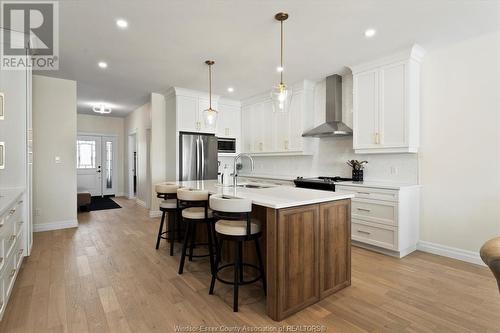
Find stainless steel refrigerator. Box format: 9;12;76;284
179;132;218;181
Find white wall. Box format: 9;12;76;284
125;101;151;207
32;75;77;230
419;31;500;253
77;114;126;195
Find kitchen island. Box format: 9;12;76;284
170;180;354;321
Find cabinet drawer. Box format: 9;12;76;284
352;199;397;226
336;185;398;202
0;271;4;316
15;232;24;269
352;219;398;250
0;220;16;260
3;250;17;299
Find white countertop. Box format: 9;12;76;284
0;187;25;216
170;180;354;209
336;181;420;190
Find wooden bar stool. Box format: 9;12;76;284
177;188;217;275
208;195;266;312
155;182;181;256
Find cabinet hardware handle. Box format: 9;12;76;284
259;142;263;151
10;235;16;241
375;132;380;144
18;200;23;204
357;208;371;212
9;269;16;278
284;140;289;150
0;219;4;227
9;208;16;215
0;257;3;264
18;249;24;255
357;192;370;195
357;230;371;235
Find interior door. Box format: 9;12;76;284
77;135;102;196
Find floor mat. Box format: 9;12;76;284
86;196;121;211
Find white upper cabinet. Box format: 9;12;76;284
351;45;424;154
241;81;313;155
175;88;219;134
216;100;241;139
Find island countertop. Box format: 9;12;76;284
169;179;354;209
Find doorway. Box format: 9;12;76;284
128;132;138;199
76;134;117;196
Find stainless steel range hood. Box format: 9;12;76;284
302;74;352;137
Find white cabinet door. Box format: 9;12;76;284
217;103;240;138
241;106;255;153
379;62;407;147
177;95;199;132
260;100;274;152
353;69;379;149
288;91;303;151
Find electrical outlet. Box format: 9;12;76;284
34;209;40;216
390;166;398;175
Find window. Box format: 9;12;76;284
105;141;113;188
76;140;96;169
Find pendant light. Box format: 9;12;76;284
271;12;292;113
202;60;218;130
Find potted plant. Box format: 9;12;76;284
346;160;368;181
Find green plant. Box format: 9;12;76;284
346;160;368;171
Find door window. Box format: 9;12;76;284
105;141;113;189
77;140;96;169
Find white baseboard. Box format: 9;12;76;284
34;219;78;232
136;199;146;207
417;240;485;266
149;210;162;218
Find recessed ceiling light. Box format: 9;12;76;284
227;87;234;93
98;61;108;69
116;19;128;29
364;28;376;38
276;66;284;72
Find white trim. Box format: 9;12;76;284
149;210;162;218
417;240;485;266
34;219;78;232
136;199;146;207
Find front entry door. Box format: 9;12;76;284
77;135;116;196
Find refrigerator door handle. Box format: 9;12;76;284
196;137;200;180
200;137;205;179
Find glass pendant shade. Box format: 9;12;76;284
202;107;218;130
271;83;292;113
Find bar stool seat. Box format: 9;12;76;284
215;220;260;236
177;188;217;275
160;199;177;209
155;182;182;256
209;195;266;312
182;207;214;219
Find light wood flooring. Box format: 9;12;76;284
1;197;499;332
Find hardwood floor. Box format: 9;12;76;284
1;197;499;332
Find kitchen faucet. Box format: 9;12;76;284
233;153;254;187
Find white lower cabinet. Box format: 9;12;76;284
0;193;25;320
336;184;420;258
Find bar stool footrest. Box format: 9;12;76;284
214;263;263;285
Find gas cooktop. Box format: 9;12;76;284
294;176;353;191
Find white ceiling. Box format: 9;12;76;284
37;0;500;117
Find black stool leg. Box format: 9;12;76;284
155;211;166;250
206;220;215;274
169;211;176;256
189;223;197;262
178;220;191;274
234;240;241;312
209;238;222;295
238;242;244;283
255;238;267;296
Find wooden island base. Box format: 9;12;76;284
218;199;351;321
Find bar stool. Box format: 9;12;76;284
155;182;181;256
208;195;266;312
177;188;216;275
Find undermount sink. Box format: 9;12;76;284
237;183;274;189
